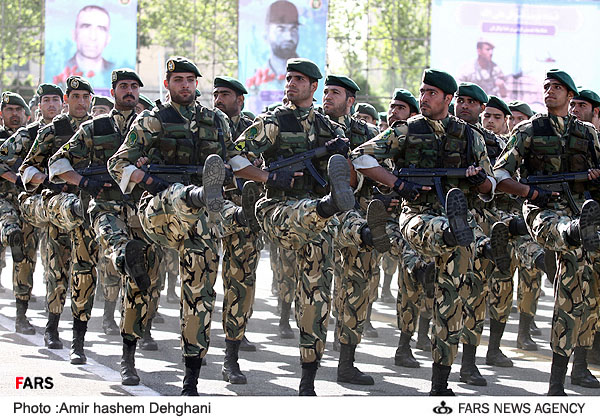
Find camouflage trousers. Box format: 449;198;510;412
91;200;160;340
19;191;72;315
46;192;100;321
157;246;179;291
524;202;592;356
97;244;121;303
138;184;241;357
278;246;297;304
400;204;474;366
515;235;545;316
256;195;336;363
586;252;600;347
0;193;39;301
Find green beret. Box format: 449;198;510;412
36;83;64;99
508;100;533;118
392;88;419;113
65;76;93;94
266;0;298;24
325;75;360;93
379;112;387;123
166;56;201;78
92;95;114;109
422;68;457;95
355;102;379;121
1;91;28;110
111;68;143;89
573;89;600;108
456;82;488;104
545;69;578;95
286;58;322;80
242;110;256;120
486;95;512;116
138;94;154;110
214;76;248;95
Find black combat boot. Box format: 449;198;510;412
485;319;513;367
460;344;487;386
363;304;378;338
535;251;557;283
7;229;25;263
381;273;395;303
316;155;355;218
44;312;62;349
430;362;455;396
362;200;391;253
571;346;600;388
516;313;538;351
140;319;158;351
548;352;569;396
102;300;119;335
124;239;150;292
185;154;226;213
120;338;140;386
444;188;474;247
588;332;600;365
166;273;179;304
278;301;294;339
239;335;257;352
394;331;419;368
299;361;318;396
70;318;88;364
15;299;35;335
412;261;436;298
530;320;542;336
181;356;202;396
508;216;529;236
239;181;261;233
415;315;431;352
563;200;600;251
222;339;247;384
485;222;511;275
337;343;374;385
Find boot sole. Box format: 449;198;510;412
8;229;25;263
241;181;261;233
222;370;247;384
70;356;87;365
44;336;63;349
124;240;150;292
579;200;600;252
202;154;226;213
140;341;158;351
327;154;355;212
517;341;538;351
366;200;391;253
445;188;473;246
571;377;600;388
490;222;511;274
459;374;488;386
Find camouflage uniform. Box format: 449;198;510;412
351;114;495;367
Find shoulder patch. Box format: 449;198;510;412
235;140;246;152
246;126;259;141
127;131;138;146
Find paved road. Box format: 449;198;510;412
1;247;599;398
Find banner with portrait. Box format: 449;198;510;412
44;0;138;96
430;0;600;111
238;0;328;114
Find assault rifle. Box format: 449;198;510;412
393;167;468;206
266;146;330;188
78;165;114;184
521;171;592;215
139;164;204;184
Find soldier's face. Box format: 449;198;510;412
388;99;412;124
268;23;299;59
477;44;493;62
92;105;111;116
419;84;451;120
544;79;572;110
355;113;375;125
508;110;529;131
73;9;111;60
66;90;91;118
165;72;197;106
112;80;139;111
0;104;26;130
482;106;507;134
569;99;594;123
285;71;316;105
39;95;62;122
454;96;484;125
213;87;243;118
379;120;389;131
323;85;352;119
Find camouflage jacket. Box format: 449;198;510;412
228;113;254;141
0;126;21;194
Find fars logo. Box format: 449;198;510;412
15;377;54;390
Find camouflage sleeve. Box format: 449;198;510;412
350;124;407;169
493;121;531;181
48;121;94;182
229;114;279;172
471;128;496;199
108;110;160;194
0;129;33;176
19;125;56;191
214;108;236;158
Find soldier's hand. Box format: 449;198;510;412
266;170;302;191
588;168;600;185
466;165;487;186
42;178;66;193
325;137;350;158
79;176;110;198
139;173;169;195
392;178;427;201
527;185;557;207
